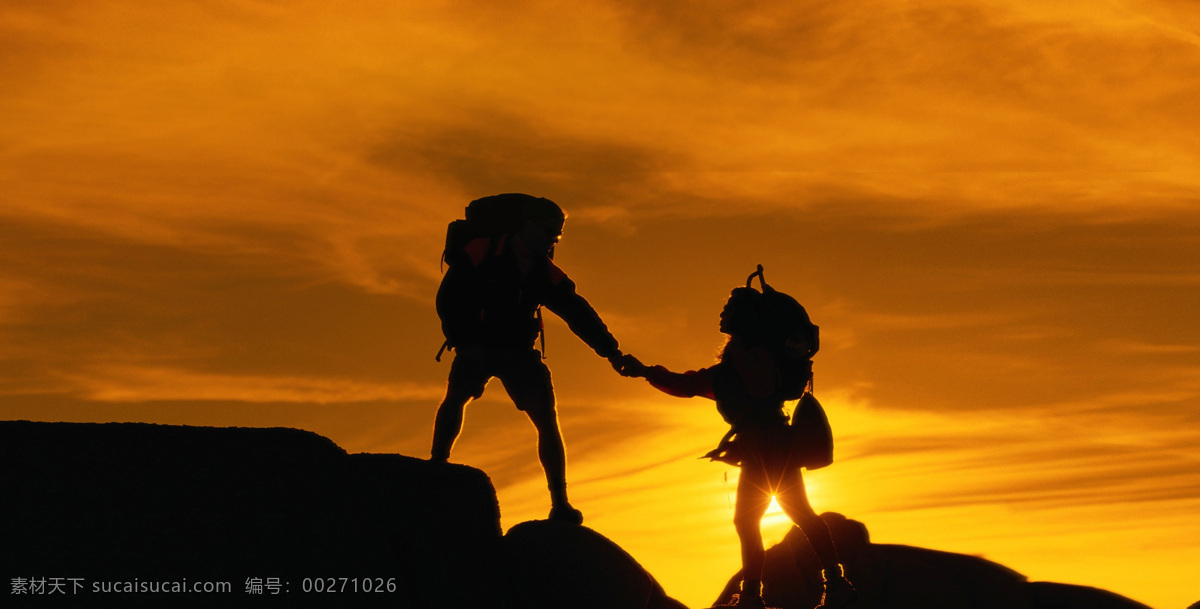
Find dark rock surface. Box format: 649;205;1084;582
1;421;1158;609
1;420;503;607
505;519;687;609
712;513;1152;609
0;420;682;608
1028;582;1156;609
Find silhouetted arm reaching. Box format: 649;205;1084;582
643;365;717;400
539;261;621;358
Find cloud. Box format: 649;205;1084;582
607;0;852;77
829;392;1200;517
0;212;453;409
65;364;444;404
7;0;1198;300
367;107;681;214
594;0;1200;218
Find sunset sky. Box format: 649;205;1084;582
3;1;1199;607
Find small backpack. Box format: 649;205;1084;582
791;391;834;470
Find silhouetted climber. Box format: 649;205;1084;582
619;266;856;609
430;193;638;525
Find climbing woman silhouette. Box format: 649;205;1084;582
621;266;856;609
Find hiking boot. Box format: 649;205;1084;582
548;504;583;525
729;594;768;609
720;592;765;609
816;567;857;609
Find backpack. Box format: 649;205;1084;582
790;391;834;470
441;193;564;270
744;265;820;401
435;194;565;360
745;265;833;469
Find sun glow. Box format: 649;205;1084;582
767;494;783;515
761;494;794;546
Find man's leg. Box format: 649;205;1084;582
524;402;578;517
502;353;581;523
430;351;490;462
430;390;474;462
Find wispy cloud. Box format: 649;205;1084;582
66;364;444;404
832;385;1200;510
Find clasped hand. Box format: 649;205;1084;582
608;352;647;378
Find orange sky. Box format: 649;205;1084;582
3;1;1199;607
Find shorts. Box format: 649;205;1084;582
446;347;554;413
732;415;795;475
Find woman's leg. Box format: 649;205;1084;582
734;463;773;598
775;467;840;573
776;467;856;607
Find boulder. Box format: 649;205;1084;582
1028;582;1151;609
712;512;1148;609
504;520;687;609
0;420;506;608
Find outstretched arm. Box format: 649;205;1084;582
540;263;621;358
642;365;716;400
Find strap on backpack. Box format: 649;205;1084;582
435;340;451;362
536;306;547;359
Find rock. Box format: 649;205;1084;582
4;420;1156;609
1029;582;1152;609
0;420;506;608
714;512;881;608
712;512;1146;609
851;543;1031;608
504;520;687;609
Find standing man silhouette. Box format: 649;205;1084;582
430;193;635;524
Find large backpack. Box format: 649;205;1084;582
436;194;565;360
441;193;565;270
744;265;820;401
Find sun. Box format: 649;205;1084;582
765;477;823;516
766;494;784;515
761;476;825;538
